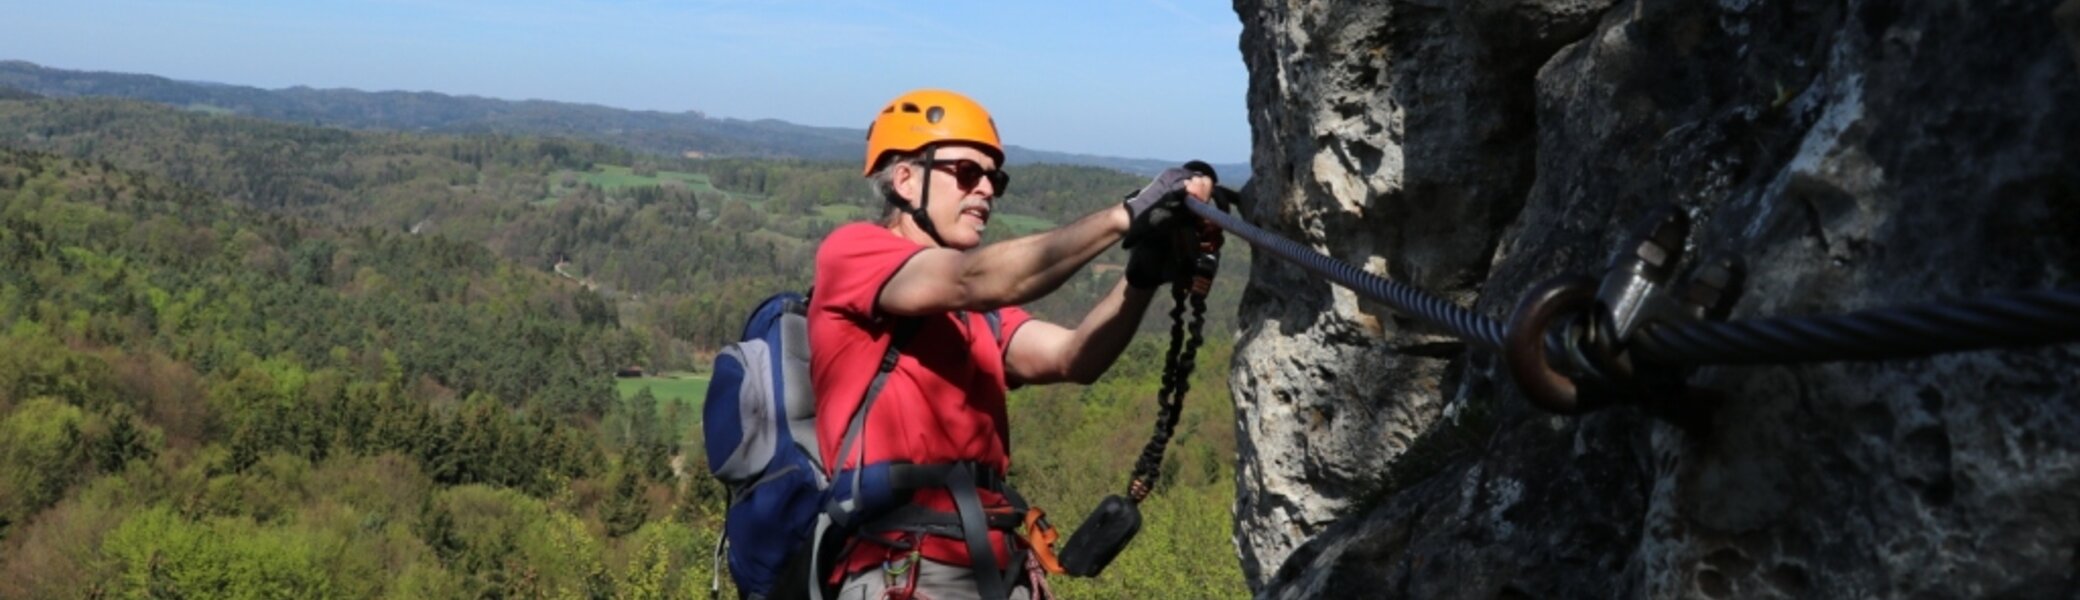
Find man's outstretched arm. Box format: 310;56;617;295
1003;278;1156;385
878;170;1213;318
878;204;1130;317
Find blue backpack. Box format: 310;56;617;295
703;291;824;599
703;291;1007;600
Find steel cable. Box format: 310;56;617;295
1185;198;2080;366
1184;199;1509;350
1637;288;2080;365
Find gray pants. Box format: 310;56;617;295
835;556;1042;600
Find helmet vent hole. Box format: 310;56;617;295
926;106;945;123
901;103;920;113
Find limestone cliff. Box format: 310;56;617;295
1228;0;2080;597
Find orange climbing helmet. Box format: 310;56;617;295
862;89;1004;175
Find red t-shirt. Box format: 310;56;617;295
809;223;1033;576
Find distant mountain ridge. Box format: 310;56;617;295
0;60;1245;179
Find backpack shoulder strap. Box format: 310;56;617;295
883;317;925;371
830;318;922;503
983;310;1002;343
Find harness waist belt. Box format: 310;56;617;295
859;503;1025;539
881;463;1006;494
839;462;1027;599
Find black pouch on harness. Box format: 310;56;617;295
766;524;844;600
1058;494;1141;577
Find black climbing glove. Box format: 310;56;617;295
1124;202;1185;290
1123;189;1183;254
1123;161;1215;249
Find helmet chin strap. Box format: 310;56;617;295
895;144;951;248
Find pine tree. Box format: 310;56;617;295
92;405;153;472
600;468;649;538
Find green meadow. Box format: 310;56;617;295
618;373;712;413
539;164;749;204
991;213;1056;236
581;165;723;191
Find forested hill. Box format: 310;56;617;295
0;147;1251;597
0;95;1245;370
0;65;1260;598
0;148;718;597
0;60;1243;177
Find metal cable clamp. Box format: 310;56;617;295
1506;205;1746;416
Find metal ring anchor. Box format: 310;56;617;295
1505;275;1601;414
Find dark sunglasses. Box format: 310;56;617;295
926;158;1010;196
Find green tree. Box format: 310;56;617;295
101;507;338;599
600;468;650;538
715;199;764;230
0;397;85;535
90;403;155;472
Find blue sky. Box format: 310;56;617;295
0;0;1251;163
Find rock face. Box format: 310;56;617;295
1228;0;2080;597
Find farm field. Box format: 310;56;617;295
617;372;712;416
539;164;750;204
580;165;724;191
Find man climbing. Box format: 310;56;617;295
807;88;1213;600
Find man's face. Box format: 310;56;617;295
897;145;1000;250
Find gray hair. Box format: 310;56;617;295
868;154;923;224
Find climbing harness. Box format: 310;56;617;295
1179;197;2080;416
1061;191;1227;577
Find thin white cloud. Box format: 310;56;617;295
1145;0;1208;28
851;0;1010;55
1145;0;1240;37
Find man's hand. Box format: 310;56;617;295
1123;162;1216;249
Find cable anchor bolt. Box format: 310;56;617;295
1505;204;1746;416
